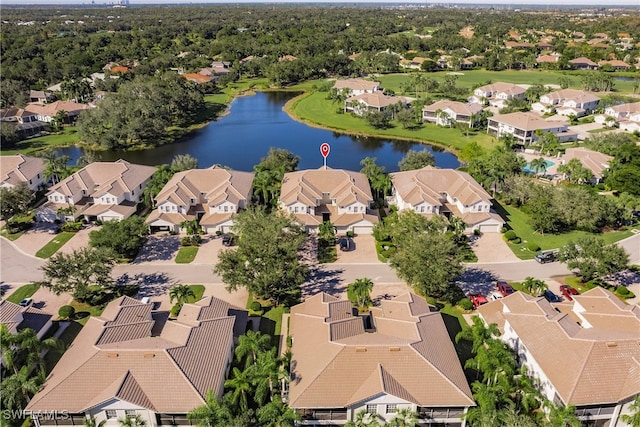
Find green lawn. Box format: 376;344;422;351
1;127;81;156
259;305;286;349
495;200;636;260
175;246;198;264
185;284;205;303
69;300;106;325
6;283;41;304
287;91;497;154
35;232;75;258
43;321;83;374
0;227;26;241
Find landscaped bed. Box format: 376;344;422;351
35;232;75;258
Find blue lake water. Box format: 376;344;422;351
59;91;459;172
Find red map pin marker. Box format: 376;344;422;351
320;143;330;158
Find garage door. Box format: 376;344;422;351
352;226;372;235
479;224;499;233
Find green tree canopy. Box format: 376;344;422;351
89;216;149;260
397;149;435;171
559;236;629;282
0;183;33;220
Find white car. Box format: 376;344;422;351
488;292;504;301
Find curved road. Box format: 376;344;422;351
1;234;638;288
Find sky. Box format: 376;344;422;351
1;0;639;5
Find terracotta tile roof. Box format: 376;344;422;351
346;92;412;109
423;100;483;116
569;57;598;66
475;82;526;97
563;148;613;179
540;89;600;105
598;59;630;68
333;78;380;92
289;292;474;409
477;288;640;407
26;101;90;117
27;296;246;414
0;154;44;187
280;167;373;208
390;166;491;208
182;73;212;84
490;111;568;132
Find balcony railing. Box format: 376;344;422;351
298;409;348;421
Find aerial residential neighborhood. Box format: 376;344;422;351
1;4;639;427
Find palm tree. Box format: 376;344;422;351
522;276;547;297
118;414;146;427
169;284;195;306
256;396;300;427
187;390;232;427
347;278;374;311
345;410;381;427
41;150;71;185
388;408;418;426
529;157;547;177
544;400;582;427
448;216;467;244
235;330;272;369
621;394;640;427
224;367;252;412
0;366;43;411
455;316;501;354
180;219;200;236
83;416;107;427
249;347;279;405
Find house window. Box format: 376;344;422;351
386;404;397;414
105;410;117;419
191;198;195;204
366;404;377;414
124;410;136;417
224;206;228;212
132;190;135;196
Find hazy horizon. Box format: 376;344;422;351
1;0;639;6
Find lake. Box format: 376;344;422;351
59;91;459;172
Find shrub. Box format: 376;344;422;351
181;237;191;246
250;301;262;312
512;237;521;244
58;305;75;319
504;230;517;241
346;230;354;238
170;303;181;318
527;242;541;252
458;298;473;311
61;221;82;232
473;229;481;236
500;227;508;234
616;286;630;296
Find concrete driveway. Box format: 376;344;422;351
335;234;380;264
132;235;181;264
13;223;60;257
470;232;519;263
58;225;97;255
193;235;224;265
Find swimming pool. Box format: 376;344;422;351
523;159;555;174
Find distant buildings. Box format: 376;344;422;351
0;154;46;191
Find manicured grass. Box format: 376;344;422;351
1;127;80;156
259;305;286;349
494;200;636;260
439;302;468;330
317;238;337;263
287;90;497;154
0;227;26;241
43;320;83;374
6;283;41;304
186;284;205;303
69;300;106;325
563;276;597;294
35;232;75;258
175;246;199;264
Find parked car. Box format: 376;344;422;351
543;290;561;303
222;235;235;246
48;227;61;235
19;298;33;307
488;291;504;301
339;237;353;251
559;285;579;301
469;294;488;309
497;281;515;297
535;250;558;264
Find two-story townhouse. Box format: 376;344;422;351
27;296;248;427
332;78;381;97
0;299;53;340
0;108;47;139
561;148;613;183
487;112;577;145
477;288;640;427
289;292;475;426
422;100;483;128
145;167;254;234
596;102;640;130
345;93;413;116
468;82;526;108
531;89;600;117
388;166;504;233
279;167;378;234
38;160;155;223
0;154;47;191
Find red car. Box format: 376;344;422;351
469;294;488;309
497;281;515;297
560;285;579;301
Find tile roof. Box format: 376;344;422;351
346;93;413;109
280;167;373;207
27;296;246;414
477;288;640;407
490;111;568;132
563;148;613;179
569;57;598;66
0;154;44;187
423;100;483;116
26;101;90;117
289;292;474;409
540;89;600;105
333;78;380;92
390;166;491;207
475;82;526;97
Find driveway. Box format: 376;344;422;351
13;223;60;257
193;235;224;265
29;286;73;316
568;122;604;140
470;232;519;263
58;225;97;255
132;235;181;264
335;234;380;264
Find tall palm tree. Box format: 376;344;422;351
523;277;547;297
250;347;279;405
346;278;374;311
621;394;640;427
169;284;195;306
83;416;107;427
256;396;300;427
529;157;547;177
0;366;43;411
388;408;418;426
187;390;232;427
345;410;381;427
234;330;272;369
224;367;252;412
41;150;71;185
543;400;582;427
180;219;200;236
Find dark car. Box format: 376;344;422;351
469;294;488;309
535;251;558;264
222;235;235;246
339;237;353;251
559;285;579;301
19;298;33;307
497;281;515;297
543;290;561;303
